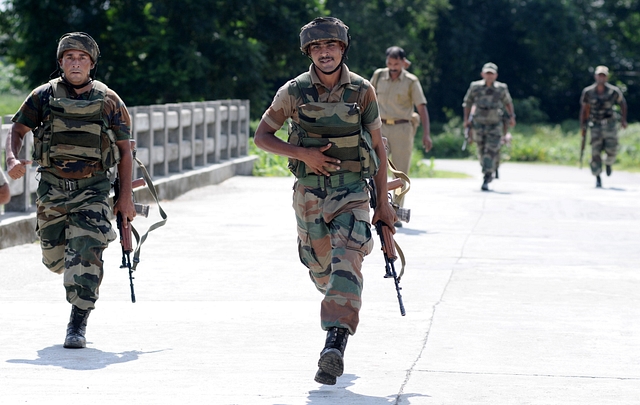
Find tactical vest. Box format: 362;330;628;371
32;79;121;170
287;72;379;182
470;81;508;125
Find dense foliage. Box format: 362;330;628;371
2;0;640;122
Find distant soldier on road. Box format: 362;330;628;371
5;32;135;349
463;62;516;191
579;65;628;188
254;17;397;386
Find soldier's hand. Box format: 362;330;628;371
6;158;32;180
423;135;433;152
301;144;341;177
113;198;136;229
372;201;398;234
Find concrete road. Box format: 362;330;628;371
1;160;639;404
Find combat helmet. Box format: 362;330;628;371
300;17;350;55
54;32;100;84
57;32;100;63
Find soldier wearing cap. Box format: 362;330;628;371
5;32;135;348
254;17;397;385
462;62;516;191
370;46;432;214
579;65;628;188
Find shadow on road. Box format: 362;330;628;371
306;373;429;404
6;345;166;370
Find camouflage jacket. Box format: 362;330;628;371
580;82;625;122
462;80;513;125
12;78;131;179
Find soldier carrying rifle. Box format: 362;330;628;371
5;32;135;349
254;17;397;386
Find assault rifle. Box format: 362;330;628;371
368;178;406;316
462;106;476;151
114;176;149;303
580;127;587;169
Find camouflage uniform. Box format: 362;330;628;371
463;79;513;181
262;64;381;334
580;82;625;176
12;79;131;311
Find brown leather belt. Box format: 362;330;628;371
381;119;409;125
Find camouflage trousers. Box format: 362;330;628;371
590;122;618;176
473;122;503;180
36;175;116;311
293;179;374;335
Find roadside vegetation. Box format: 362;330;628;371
249;118;640;178
423;116;640;172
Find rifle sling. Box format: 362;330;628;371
129;155;168;271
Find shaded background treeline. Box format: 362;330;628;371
1;0;639;123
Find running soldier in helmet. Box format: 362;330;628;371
5;32;135;348
254;17;397;385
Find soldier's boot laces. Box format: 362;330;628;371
63;305;91;349
606;165;612;176
314;327;349;385
596;175;602;188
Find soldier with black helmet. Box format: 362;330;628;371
254;17;397;385
5;32;135;349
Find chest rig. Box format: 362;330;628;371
287;72;379;186
32;78;120;170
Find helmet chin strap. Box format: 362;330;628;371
61;74;93;90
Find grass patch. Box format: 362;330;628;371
0;92;26;119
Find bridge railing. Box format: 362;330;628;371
0;99;250;216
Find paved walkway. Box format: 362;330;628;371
1;160;639;404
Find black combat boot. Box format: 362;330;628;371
314;327;349;385
606;165;612;176
481;173;491;191
63;306;91;349
596;175;602;188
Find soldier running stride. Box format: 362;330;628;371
254;17;397;385
5;32;135;349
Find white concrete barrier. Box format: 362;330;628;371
0;99;250;216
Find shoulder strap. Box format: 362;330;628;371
343;73;366;104
293;72;319;103
49;78;66;98
92;80;108;97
